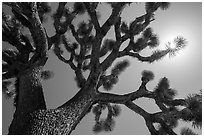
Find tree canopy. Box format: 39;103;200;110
2;2;202;135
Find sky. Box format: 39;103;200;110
2;2;202;135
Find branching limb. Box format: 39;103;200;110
96;82;154;104
100;3;124;37
83;3;100;33
150;112;177;135
125;101;150;118
5;2;49;66
118;49;170;63
114;16;121;41
100;41;121;72
145;120;159;135
69;24;83;45
54;40;77;70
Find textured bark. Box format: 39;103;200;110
9;66;97;135
9;66;46;134
26;87;96;135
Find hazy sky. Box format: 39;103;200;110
2;2;202;135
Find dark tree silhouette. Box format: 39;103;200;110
2;2;202;135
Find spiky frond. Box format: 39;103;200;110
141;70;154;82
111;60;130;76
158;2;170;10
103;118;115;132
168;36;188;57
163;88;177;100
41;70;54;80
111;105;121;117
158;77;169;90
150;49;169;62
173;36;187;50
157;125;168;135
164;112;179;128
155;77;171;99
184;93;202;128
93;122;103;133
143;27;153;38
77;21;93;36
148;34;159;48
73;2;86;15
102;75;118;91
145;2;156;12
181;108;193;121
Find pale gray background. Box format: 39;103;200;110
2;2;202;134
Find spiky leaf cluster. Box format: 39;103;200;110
111;60;129;76
164;113;179;128
141;70;154;82
77;21;93;36
154;77;177;101
41;70;54;80
149;50;168;62
166;36;187;57
157;124;168;135
101;75;118;91
73;2;86;15
132;28;159;52
145;2;157;13
181;93;202;128
92;103;121;133
158;2;170;10
101;60;129;91
145;2;170;12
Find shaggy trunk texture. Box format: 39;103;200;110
8;66;46;134
8;65;96;135
27;87;95;134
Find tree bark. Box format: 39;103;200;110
25;86;96;135
8;65;97;135
9;65;46;134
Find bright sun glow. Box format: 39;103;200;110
162;33;178;49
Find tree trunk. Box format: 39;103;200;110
25;86;96;135
9;65;97;135
8;65;47;134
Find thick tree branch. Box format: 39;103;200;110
69;24;83;45
125;101;149;119
118;49;170;63
96;83;154;104
145;120;159;135
6;2;49;66
114;16;121;41
150;112;177;135
84;3;100;33
101;4;123;37
100;41;121;71
28;3;48;57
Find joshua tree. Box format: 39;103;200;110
2;2;202;135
